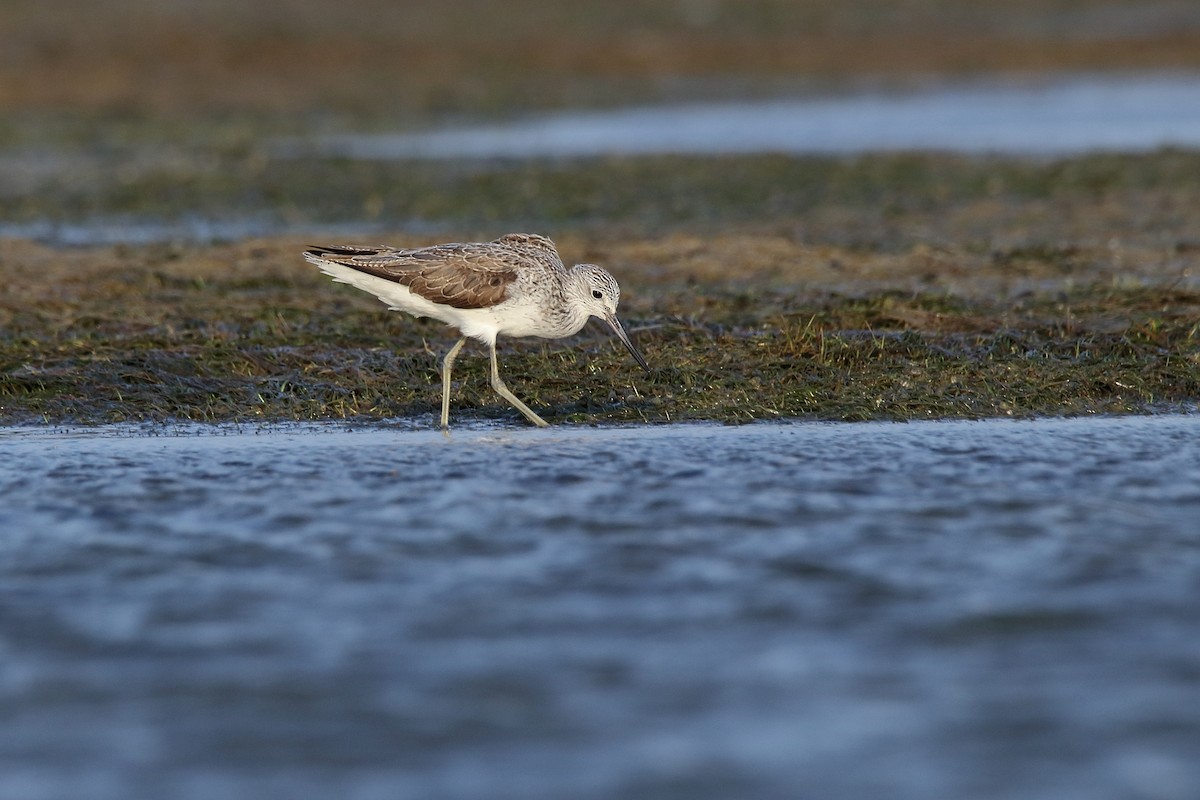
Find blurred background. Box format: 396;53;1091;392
4;0;1200;242
6;0;1200;121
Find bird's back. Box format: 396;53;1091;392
305;233;574;339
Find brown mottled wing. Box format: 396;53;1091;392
305;243;520;309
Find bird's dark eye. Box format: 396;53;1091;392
592;290;603;299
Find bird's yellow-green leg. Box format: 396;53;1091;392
440;336;468;431
489;340;549;427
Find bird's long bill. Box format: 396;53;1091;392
606;314;651;373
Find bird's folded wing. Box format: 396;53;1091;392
306;244;518;309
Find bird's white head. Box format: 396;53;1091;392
569;263;650;372
571;264;622;319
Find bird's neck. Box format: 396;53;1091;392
554;269;593;336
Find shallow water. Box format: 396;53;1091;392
2;415;1199;800
292;74;1200;160
0;217;415;248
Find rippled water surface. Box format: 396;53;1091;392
2;416;1199;800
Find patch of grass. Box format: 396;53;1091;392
3;145;1199;426
2;238;1197;425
